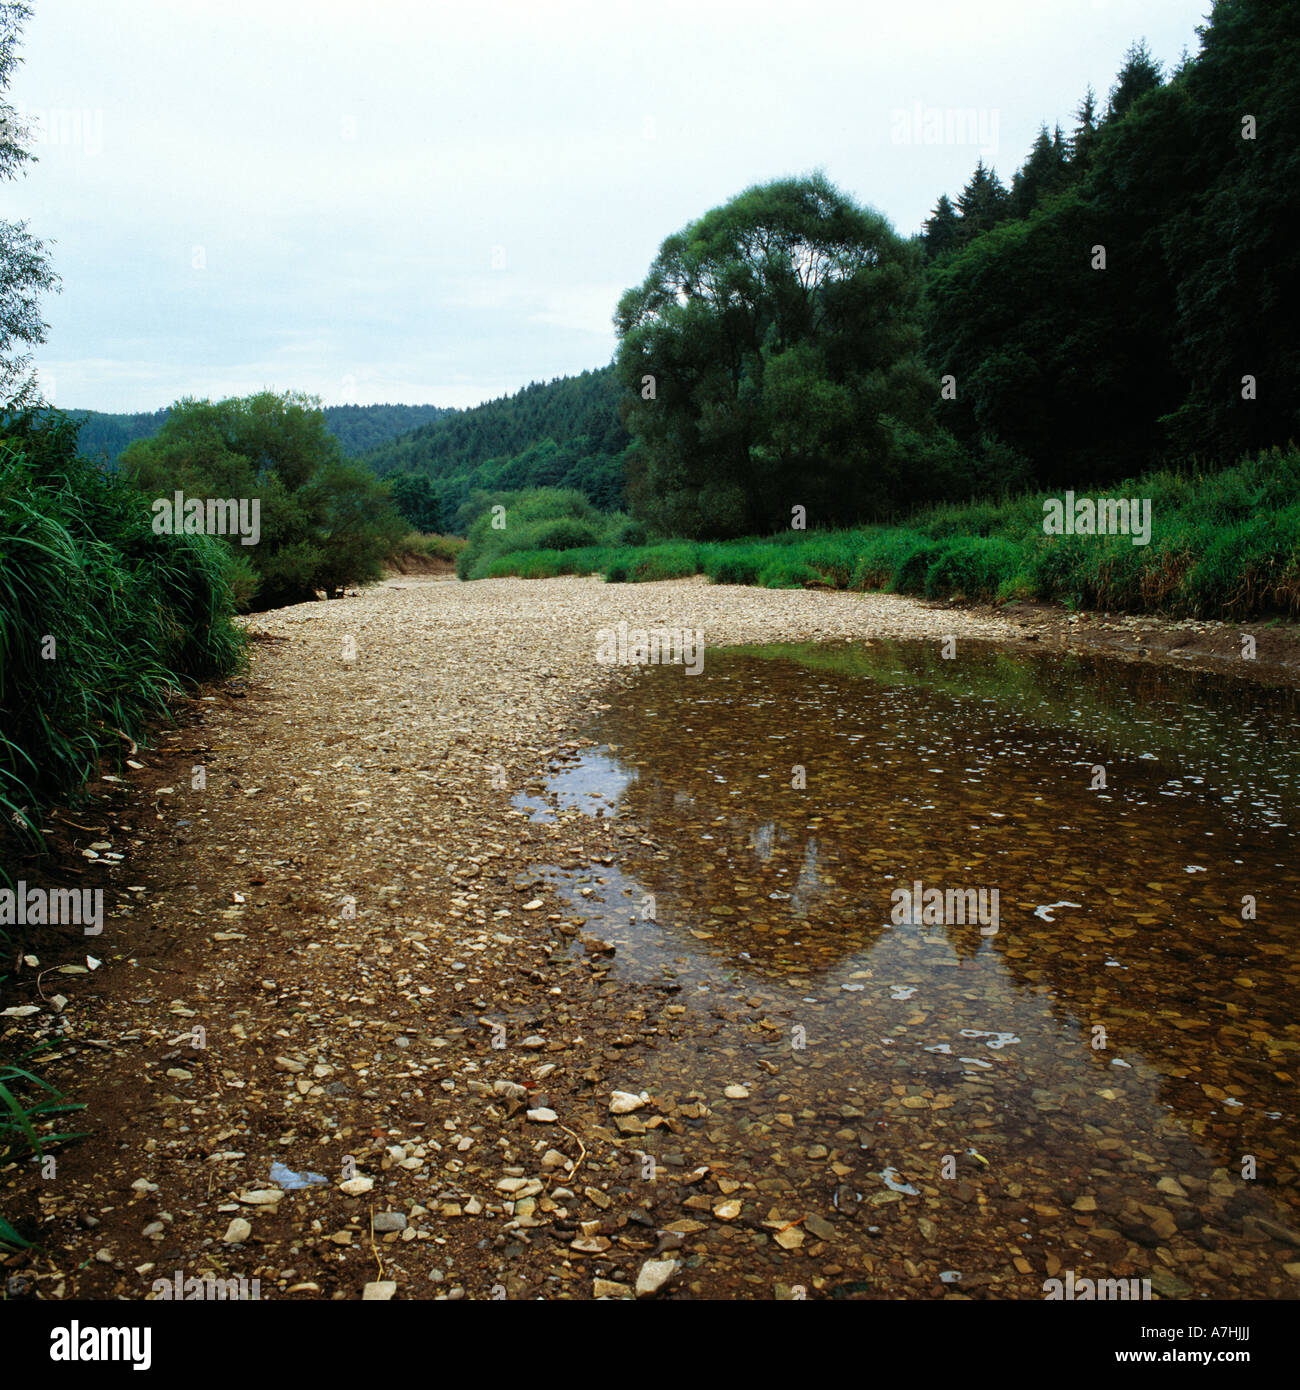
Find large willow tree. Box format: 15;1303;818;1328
614;174;934;539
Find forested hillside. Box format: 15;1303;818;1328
371;1;1300;543
921;10;1299;487
68;401;449;464
362;367;631;530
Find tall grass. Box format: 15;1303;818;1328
1;413;246;869
0;412;245;1172
462;448;1300;621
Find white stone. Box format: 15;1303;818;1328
636;1259;678;1299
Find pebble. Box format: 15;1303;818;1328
594;1278;633;1299
223;1218;252;1244
636;1259;678;1299
372;1212;407;1233
362;1281;398;1300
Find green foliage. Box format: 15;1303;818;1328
457;446;1300;622
386;472;444;532
118;391;408;608
0;409;245;867
456;488;609;580
923;0;1300;483
64;403;448;467
1;1;59;411
0;1045;87;1177
758;557;822;589
363;368;631;526
615;173;939;538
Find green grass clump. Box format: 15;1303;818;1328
451;448;1300;622
0;410;246;868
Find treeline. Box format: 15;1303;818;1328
921;2;1299;487
364;367;631;531
400;0;1299;543
67;402;449;466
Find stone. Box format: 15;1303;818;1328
594;1278;633;1299
526;1107;558;1123
724;1085;749;1099
636;1259;678;1299
362;1281;397;1300
372;1212;407;1233
1149;1268;1192;1299
339;1176;374;1196
222;1218;252;1244
805;1213;836;1241
610;1090;648;1114
1245;1215;1300;1247
237;1189;284;1206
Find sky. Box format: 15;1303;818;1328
12;0;1211;414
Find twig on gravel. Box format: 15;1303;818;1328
368;1208;385;1280
557;1125;588;1186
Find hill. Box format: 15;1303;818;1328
66;402;450;463
361;366;631;528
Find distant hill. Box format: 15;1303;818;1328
66;402;451;463
362;365;631;526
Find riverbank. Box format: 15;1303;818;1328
2;576;1297;1301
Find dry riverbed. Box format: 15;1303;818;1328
2;576;1297;1301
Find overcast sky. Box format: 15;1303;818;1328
14;0;1209;414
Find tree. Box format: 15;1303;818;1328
1069;85;1100;174
923;193;961;258
954;160;1011;240
120;391;406;608
615;174;937;537
1107;39;1163;122
1010;125;1070;218
0;2;58;410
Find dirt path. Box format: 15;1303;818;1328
3;577;1296;1301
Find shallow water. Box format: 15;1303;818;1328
529;640;1300;1296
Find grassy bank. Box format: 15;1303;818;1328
1;413;247;860
458;448;1300;621
0;413;247;1192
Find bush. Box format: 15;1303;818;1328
705;550;763;585
758;558;821;589
119;391;408;609
923;537;1022;600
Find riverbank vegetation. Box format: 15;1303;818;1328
458;448;1300;620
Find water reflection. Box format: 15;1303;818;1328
527;640;1300;1296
